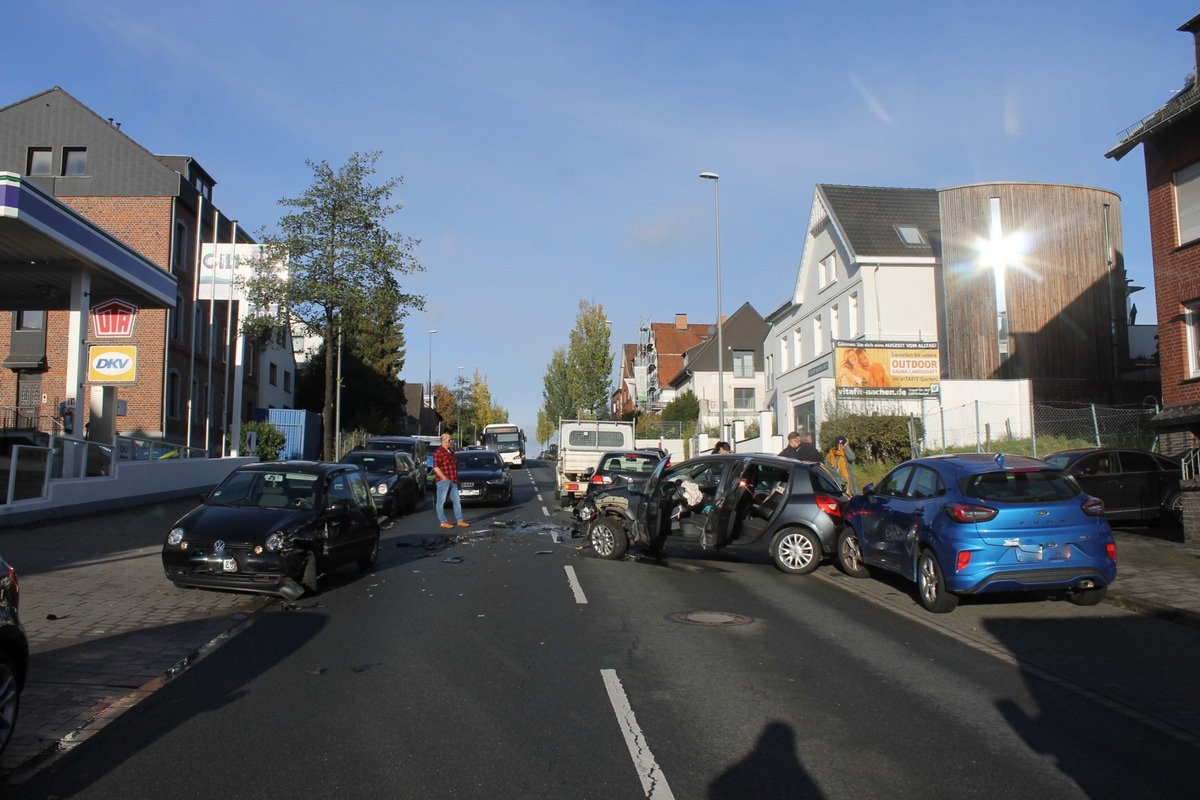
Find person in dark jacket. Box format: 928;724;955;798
779;431;826;464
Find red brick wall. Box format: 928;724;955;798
1145;116;1200;408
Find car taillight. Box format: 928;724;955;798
5;564;17;610
1106;542;1117;562
946;504;998;523
590;474;611;485
1082;497;1106;517
956;551;972;571
815;494;842;518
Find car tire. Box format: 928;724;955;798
837;529;871;578
917;549;958;613
1166;492;1184;524
301;553;319;595
589;517;628;560
1067;585;1107;606
358;532;380;571
770;528;821;575
0;651;21;758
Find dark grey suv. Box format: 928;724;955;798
574;453;850;574
0;553;29;757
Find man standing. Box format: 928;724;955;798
433;432;469;529
779;431;826;464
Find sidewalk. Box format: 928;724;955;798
1;502;1198;781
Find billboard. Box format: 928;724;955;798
198;243;275;302
834;340;940;398
88;345;137;383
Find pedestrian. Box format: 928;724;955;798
712;441;731;454
827;436;858;492
433;432;469;529
779;431;826;464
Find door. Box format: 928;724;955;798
856;464;916;569
16;372;41;428
1070;451;1129;518
1114;450;1166;520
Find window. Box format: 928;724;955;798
830;304;840;341
284;371;292;392
848;293;859;338
734;387;755;410
732;350;754;378
895;225;926;245
173;221;189;274
27;148;51;175
246;341;255;377
191;380;200;425
167;371;181;419
765;353;774;390
1186;301;1200;378
171;296;185;341
792;327;803;366
1176;161;1200;245
62;148;87;176
818;253;836;289
813;315;824;354
269;362;278;386
16;311;44;330
778;336;789;372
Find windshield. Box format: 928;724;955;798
963;470;1079;503
343;454;395;474
208;470;320;509
457;452;503;470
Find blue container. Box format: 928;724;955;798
265;408;322;460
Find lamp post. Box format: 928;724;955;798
456;366;465;447
427;329;438;435
700;171;724;443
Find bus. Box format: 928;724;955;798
481;423;525;468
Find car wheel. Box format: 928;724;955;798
837;529;871;578
358;532;380;571
770;528;821;575
0;651;22;757
301;553;319;594
917;549;958;613
589;517;628;560
560;493;573;509
1167;493;1184;524
1067;586;1107;606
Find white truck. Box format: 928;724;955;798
555;419;636;507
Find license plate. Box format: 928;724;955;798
461;489;480;497
223;557;238;573
1014;544;1071;562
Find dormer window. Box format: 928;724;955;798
895;225;926;245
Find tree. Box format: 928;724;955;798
662;390;700;423
245;151;424;459
535;408;556;448
541;346;573;426
566;300;613;418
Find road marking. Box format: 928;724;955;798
542;506;550;516
564;565;588;604
601;669;675;799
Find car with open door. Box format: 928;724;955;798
574;453;849;574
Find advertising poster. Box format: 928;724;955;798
88;345;137;383
834;340;940;397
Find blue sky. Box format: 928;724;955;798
9;1;1196;442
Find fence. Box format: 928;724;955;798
917;399;1158;458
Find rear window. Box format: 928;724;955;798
568;430;628;448
963;470;1079;503
601;453;659;473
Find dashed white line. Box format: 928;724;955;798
601;669;675;799
564;565;588;604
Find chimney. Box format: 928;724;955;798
675;314;688;330
1180;13;1200;80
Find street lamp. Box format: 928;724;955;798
428;329;438;435
456;366;465;447
700;171;724;443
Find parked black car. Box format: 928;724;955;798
456;449;513;505
162;462;381;600
1044;447;1182;523
583;449;668;497
341;449;421;516
0;553;29;758
574;453;850;574
364;436;429;498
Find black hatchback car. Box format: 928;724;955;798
456;449;513;505
341;449;421;517
162;462;381;600
0;553;28;758
574;453;850;574
1044;448;1183;523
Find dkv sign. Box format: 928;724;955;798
88;346;137;383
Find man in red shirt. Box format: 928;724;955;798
433;432;469;529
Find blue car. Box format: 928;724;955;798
838;453;1116;612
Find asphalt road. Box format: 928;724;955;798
8;460;1200;799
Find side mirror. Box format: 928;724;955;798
325;499;350;515
862;483;876;498
585;467;595;477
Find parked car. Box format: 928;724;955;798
1043;447;1182;524
0;553;29;758
364;436;429;498
574;453;850;574
583;449;668;497
838;453;1117;613
341;449;421;516
162;461;381;600
455;449;513;505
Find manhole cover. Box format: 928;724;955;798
667;611;754;627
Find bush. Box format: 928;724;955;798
241;420;287;461
820;412;922;464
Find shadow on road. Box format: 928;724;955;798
708;720;824;799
